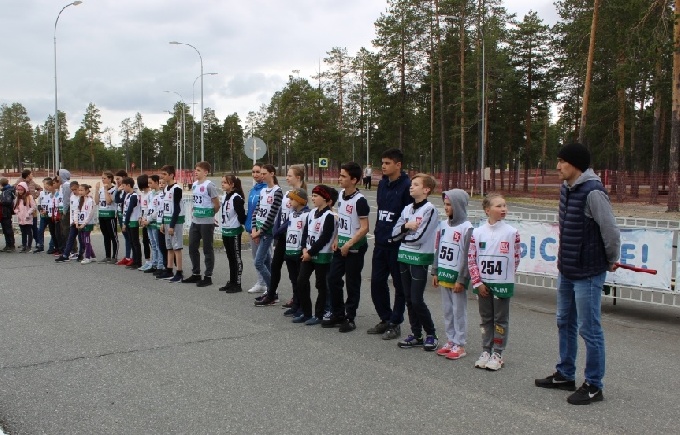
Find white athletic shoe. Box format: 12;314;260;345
474;351;491;369
485;352;504;371
247;284;267;294
81;258;93;265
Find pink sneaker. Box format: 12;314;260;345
436;341;454;356
445;344;467;360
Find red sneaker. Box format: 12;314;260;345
436;341;454;356
123;258;134;266
115;258;129;265
445;344;467;360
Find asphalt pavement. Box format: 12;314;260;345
1;222;679;434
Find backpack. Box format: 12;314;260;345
0;187;15;207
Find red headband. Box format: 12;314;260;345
312;185;331;201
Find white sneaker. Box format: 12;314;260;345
69;252;79;260
474;351;491;369
81;258;93;265
485;352;504;371
247;284;266;293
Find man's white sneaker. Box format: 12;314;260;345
474;351;491;369
81;258;93;265
247;284;266;294
485;352;504;371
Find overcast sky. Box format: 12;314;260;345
0;0;558;145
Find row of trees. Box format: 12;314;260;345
0;102;245;176
246;0;677;207
1;0;678;208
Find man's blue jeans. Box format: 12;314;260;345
556;271;606;390
254;233;274;288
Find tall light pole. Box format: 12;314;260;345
54;1;83;174
165;91;186;178
478;19;486;197
164;110;180;171
192;72;217;168
170;41;204;161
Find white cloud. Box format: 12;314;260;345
0;0;556;145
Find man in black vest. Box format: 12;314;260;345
535;143;620;405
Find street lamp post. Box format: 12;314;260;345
192;72;217;168
165;91;186;179
479;26;486;197
54;1;83;175
170;41;204;161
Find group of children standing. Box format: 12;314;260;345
3;157;521;371
240;157;520;371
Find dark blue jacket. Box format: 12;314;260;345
374;171;412;247
558;179;609;279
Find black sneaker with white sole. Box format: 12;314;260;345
535;372;577;391
367;321;389;335
567;382;603;405
338;319;356;333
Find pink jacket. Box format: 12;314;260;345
14;195;35;225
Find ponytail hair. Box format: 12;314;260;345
223;174;245;199
79;183;91;210
262;164;278;186
289;164;307;190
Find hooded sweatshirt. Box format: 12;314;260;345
558;168;620;278
59;169;72;215
432;189;473;286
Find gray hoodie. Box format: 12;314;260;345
59;169;72;212
432;188;472;285
563;168;620;267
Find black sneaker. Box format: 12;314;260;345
338;319;356;333
535;372;577;391
196;277;213;287
182;274;202;284
218;282;233;291
382;324;401;340
169;272;184;283
321;315;345;328
254;295;277;306
144;266;158;274
55;256;69;263
156;269;174;280
255;293;278;302
283;307;299;317
397;334;424;348
225;284;243;293
367;321;389;335
46;248;56;254
567;382;604;405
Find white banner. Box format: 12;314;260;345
510;221;674;291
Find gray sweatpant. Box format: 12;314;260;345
440;287;468;346
478;295;510;354
189;223;215;277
